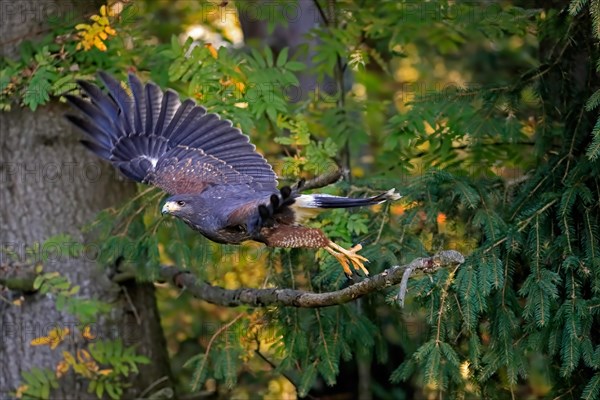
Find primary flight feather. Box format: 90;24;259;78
66;73;400;276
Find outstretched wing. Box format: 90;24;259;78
65;72;277;194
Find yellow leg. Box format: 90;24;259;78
324;241;370;277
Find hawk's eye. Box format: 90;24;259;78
176;200;186;207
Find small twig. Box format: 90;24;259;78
435;264;461;344
374;204;390;245
516;199;558;231
0;293;13;305
298;168;344;192
561;107;585;183
191;313;246;389
312;0;329;25
121;286;142;325
398;251;464;307
254;340;301;394
138;376;170;399
397;266;415;307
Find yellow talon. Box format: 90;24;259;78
325;241;370;277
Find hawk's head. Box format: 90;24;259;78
162;194;204;219
161;193;245;244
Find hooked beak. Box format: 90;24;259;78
161;201;180;215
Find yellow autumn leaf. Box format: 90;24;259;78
77;348;93;363
391;203;405;216
56;359;70;378
351;166;365;178
205;43;218;59
94;37;107;52
63;351;76;365
219;76;245;94
31;327;70;349
235;81;246;93
98;369;113;376
437;212;447;225
73;362;95;379
85;360;99;373
75;4;117;52
15;384;28;399
75;348;100;375
82;325;96;340
51;327;70;349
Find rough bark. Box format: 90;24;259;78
0;1;173;397
145;250;464;308
2;250;467;308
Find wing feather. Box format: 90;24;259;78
145;83;163;134
128;74;146;133
66;72;278;194
97;71;134;134
81;140;111;159
170;113;220;144
65;115;111;148
162;99;200;139
155;89;180;135
77;80;120;123
65;95;117;140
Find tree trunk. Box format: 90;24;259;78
238;0;337;102
0;1;173;397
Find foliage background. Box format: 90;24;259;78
1;0;599;399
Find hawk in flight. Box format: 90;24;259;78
66;73;400;276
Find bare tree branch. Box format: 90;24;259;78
2;250;465;309
155;250;465;308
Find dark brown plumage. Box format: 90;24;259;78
66;73;400;276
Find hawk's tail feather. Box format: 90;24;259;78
297;189;401;209
288;189;401;224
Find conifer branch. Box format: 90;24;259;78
156;250;465;308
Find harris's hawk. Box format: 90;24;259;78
65;73;400;276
